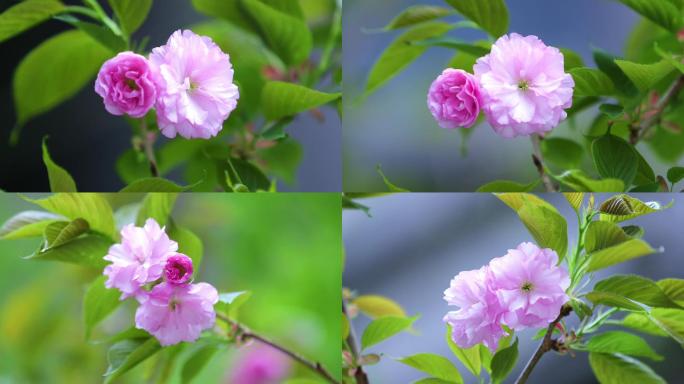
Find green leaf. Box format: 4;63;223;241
25;233;112;269
541;137;584;169
570;68;615;97
586;239;657;272
555;170;625;192
23;193;116;238
495;193;555;212
620;313;669;337
409;38;491;57
0;210;61;240
238;0;312;65
617;0;682;32
585;331;663;360
598;194;670;222
397;353;462;383
108;0;152;37
444;0;509;37
257;139;302;184
366;22;452;95
634;149;656;186
614;59;674;92
586;291;645;311
564;193;585;213
361;315;418;350
119;178;191;193
224;158;271;192
599;104;626;119
585;221;631;253
262;81;340;120
53;14;127;53
104;338;161;383
560;48;585;71
0;0;65;44
592;134;638;189
657;278;684;306
45;218;89;248
168;222;203;269
589;352;665;384
191;0;254;31
490;337;518;384
42;137;77;192
84;275;121;340
353;295;407;319
136;193;178;227
593;275;679;308
667;166;684;185
377;165;410;192
649;308;684;344
517;204;568;259
13;30;111;128
593;49;638;98
476;180;539;192
445;325;481;377
181;344;219;384
382;5;453;30
216;291;252;320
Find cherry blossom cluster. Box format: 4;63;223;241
443;242;569;351
103;218;218;346
428;33;575;138
95;30;239;139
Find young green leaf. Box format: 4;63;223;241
444;0;509;37
617;0;682;32
366;22;452;95
585;291;645;312
104;338;161;383
495;193;555;212
53;15;127;54
667;167;684;185
24;233;112;268
517;204;568;259
108;0;153;37
593;49;638;98
619;313;669;337
584;221;631;253
216;291;252;320
598;195;670;222
396;353;463;383
589;352;665;384
570;68;616;97
42;137;77;192
361;315;418;350
592;134;638;189
44;218;89;248
119;178;191;193
560;48;585;71
445;325;481;377
476;180;539;193
0;0;65;44
585;331;663;361
136;193;178;227
353;295;407;319
23;193;116;238
0;210;61;240
223;158;271;192
257;139;303;184
564;193;585;213
168;222;203;269
614;59;675;92
541;137;584;169
599;104;625;119
409;38;491;57
13;30;111;129
490;337;518;384
649;308;684;344
593;275;679;308
84;275;122;340
262;81;340;120
181;344;219;384
657;278;684;306
586;239;657;272
555;170;625;192
382;5;454;30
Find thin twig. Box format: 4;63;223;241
140;119;159;177
632;75;684;145
530;134;558;192
343;301;369;384
216;313;340;384
515;305;572;384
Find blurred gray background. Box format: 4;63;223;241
0;0;341;192
343;193;684;383
342;0;676;192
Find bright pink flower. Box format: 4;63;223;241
149;29;239;139
488;242;570;330
428;69;482;129
95;52;157;118
103;218;178;299
164;253;193;285
443;266;506;351
135;282;218;346
228;342;291;384
473;33;574;138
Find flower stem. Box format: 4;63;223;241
514;305;572;384
631;75;684;145
140;119;159;177
530;134;557;192
343;300;370;384
311;0;342;86
216;313;341;384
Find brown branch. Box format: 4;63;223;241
140;119;159;177
530;134;558;192
514;305;572;384
343;301;369;384
631;75;684;145
216;313;341;384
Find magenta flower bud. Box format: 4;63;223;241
94;52;157;118
427;68;483;129
164;253;194;285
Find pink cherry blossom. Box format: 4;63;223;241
135;281;218;346
164;253;194;285
488;242;570;330
428;69;483;129
149;29;240;139
443;266;507;351
95;52;157;118
103;218;178;299
473;33;574;138
228;342;291;384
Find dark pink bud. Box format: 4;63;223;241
164;254;193;285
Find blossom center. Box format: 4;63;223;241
517;80;530;91
521;281;534;293
125;78;139;90
181;77;199;93
169;298;179;311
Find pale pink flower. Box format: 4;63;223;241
473;33;574;138
103;218;178;299
95;52;157;118
428;69;482;129
228;342;291;384
443;266;506;351
149;29;239;139
135;282;218;346
164;253;194;285
488;242;570;330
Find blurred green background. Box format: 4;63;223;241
0;193;341;383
